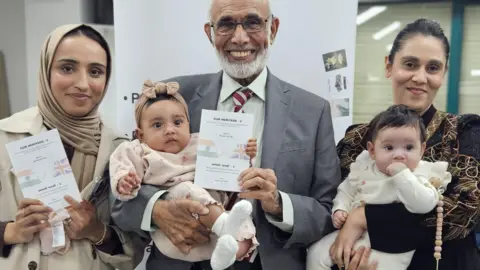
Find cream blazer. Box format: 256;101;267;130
0;107;142;270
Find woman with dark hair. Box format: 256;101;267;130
330;19;480;270
0;24;140;270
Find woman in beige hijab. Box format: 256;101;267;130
0;24;140;270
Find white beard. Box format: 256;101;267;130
215;48;270;79
212;25;272;79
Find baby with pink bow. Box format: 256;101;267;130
109;80;258;270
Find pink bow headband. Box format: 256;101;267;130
134;79;189;127
142;80;180;99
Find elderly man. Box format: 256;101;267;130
112;0;341;269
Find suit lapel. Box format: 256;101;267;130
261;72;291;169
188;71;223;133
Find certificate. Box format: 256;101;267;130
195;109;254;192
5;129;82;211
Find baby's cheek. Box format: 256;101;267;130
375;159;390;174
406;155;421;170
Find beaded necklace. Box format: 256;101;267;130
429;177;445;270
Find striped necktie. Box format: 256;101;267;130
233;88;254;113
225;88;254;210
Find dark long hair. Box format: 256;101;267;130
388;19;450;65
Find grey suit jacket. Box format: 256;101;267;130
111;70;341;269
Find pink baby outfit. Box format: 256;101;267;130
109;133;258;262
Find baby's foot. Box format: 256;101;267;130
225;200;252;236
211;200;252;238
211;235;238;270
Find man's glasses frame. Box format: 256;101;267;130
209;15;274;36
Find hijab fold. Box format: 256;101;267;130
37;24;110;190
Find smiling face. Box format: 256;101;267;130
205;0;279;82
385;34;448;114
49;34;108;117
136;99;191;154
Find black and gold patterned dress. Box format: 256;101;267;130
335;106;480;270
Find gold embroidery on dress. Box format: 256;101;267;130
424;114;480;240
338;112;480;241
425;111;448;141
337;124;368;174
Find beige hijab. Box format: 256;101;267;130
37;24;111;190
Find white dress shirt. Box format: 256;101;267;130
141;68;294;233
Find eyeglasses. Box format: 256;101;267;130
210;15;273;36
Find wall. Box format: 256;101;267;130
459;4;480;114
0;0;117;129
353;2;452;123
24;0;87;108
0;0;90;114
90;24;118;130
113;0;358;143
0;0;28;113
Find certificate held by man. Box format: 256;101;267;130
195;109;254;192
5;129;82;211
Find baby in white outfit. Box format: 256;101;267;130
307;105;451;270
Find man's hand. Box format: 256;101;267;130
333;210;348;229
330;207;367;269
246;138;257;167
238;168;282;216
152;199;211;254
246;138;257;159
386;162;407;176
347;247;378;270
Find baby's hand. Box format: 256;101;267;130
117;172;141;195
333;210;348;229
246;138;257;159
386;162;408;176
